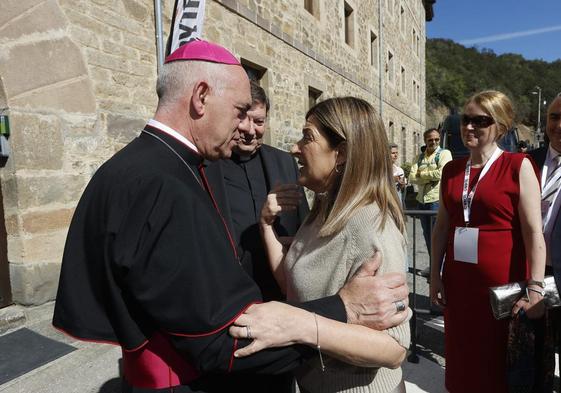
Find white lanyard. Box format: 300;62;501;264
462;147;503;225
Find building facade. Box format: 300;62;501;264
0;0;433;306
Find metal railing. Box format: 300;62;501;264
403;209;438;363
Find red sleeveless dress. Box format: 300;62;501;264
440;152;533;393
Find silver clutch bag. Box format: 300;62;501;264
489;276;561;320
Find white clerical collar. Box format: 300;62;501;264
147;119;199;153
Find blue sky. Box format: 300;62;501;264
427;1;561;63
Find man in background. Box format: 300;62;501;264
530;95;561;374
207;81;308;301
409;128;452;270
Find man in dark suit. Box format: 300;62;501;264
208;81;308;301
530;95;561;371
530;95;561;293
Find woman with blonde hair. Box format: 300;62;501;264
430;90;545;392
230;97;411;393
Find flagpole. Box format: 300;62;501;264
154;0;165;73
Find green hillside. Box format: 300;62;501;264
426;38;561;125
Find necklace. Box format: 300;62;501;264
141;129;203;189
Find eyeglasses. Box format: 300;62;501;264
426;138;440;142
461;114;495;128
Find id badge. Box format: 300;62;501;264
454;227;479;264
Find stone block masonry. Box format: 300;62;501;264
0;0;428;305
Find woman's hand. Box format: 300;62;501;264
430;275;446;308
229;302;314;358
260;184;302;226
512;287;545;319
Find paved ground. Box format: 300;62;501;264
0;215;554;392
0;216;446;393
0;302;446;393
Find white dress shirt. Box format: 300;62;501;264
542;145;561;261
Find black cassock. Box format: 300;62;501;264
53;125;345;392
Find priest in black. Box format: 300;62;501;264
52;40;410;393
207;81;308;302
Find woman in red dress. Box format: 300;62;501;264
430;90;546;392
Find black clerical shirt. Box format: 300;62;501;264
222;152;268;258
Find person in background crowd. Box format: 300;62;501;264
231;97;411;393
207;81;308;303
409;128;452;272
390;143;407;204
517;139;529;153
52;40;410;393
530;93;561;392
430;90;545;393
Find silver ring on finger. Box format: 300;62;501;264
394;300;406;313
246;325;252;339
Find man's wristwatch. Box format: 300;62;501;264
527;279;546;288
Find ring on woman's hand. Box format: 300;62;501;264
394;300;406;313
245;325;252;339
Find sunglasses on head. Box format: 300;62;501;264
461;114;495;128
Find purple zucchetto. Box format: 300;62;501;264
164;39;240;65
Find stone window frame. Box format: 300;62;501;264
388;120;395;142
342;0;356;49
386;47;395;87
400;125;407;162
369;29;379;71
303;0;320;19
399;3;406;36
400;65;406;96
306;74;326;113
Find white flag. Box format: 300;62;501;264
167;0;206;55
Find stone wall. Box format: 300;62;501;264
209;0;426;162
0;0;427;305
0;0;165;304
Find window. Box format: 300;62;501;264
308;86;322;110
304;0;313;14
387;51;394;83
344;2;354;47
370;31;378;68
412;28;416;48
304;0;319;18
414;131;420;153
388;121;395;142
400;6;405;33
401;126;407;161
401;66;406;95
241;60;267;82
416;35;420;56
417;83;420;105
412;80;417;102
